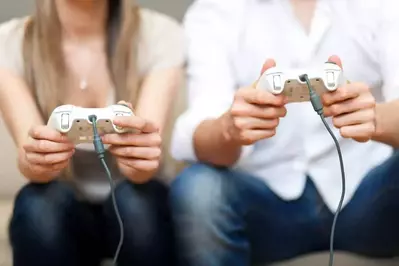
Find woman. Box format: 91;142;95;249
0;0;184;265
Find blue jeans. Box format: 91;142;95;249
170;152;399;266
9;180;176;266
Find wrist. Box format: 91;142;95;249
217;112;242;147
17;148;56;183
371;102;399;148
373;103;385;139
119;164;155;184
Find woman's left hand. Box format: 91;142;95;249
101;102;162;183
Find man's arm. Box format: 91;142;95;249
193;114;242;166
372;101;399;148
372;1;399;148
170;0;250;166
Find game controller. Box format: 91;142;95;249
47;104;134;144
256;62;345;103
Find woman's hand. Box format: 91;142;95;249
19;125;75;182
102;102;162;183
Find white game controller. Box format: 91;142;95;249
47;104;134;144
256;62;345;103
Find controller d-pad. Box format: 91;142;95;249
115;113;123;131
273;75;282;90
327;72;335;87
61;113;69;130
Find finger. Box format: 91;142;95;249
109;146;161;160
23;139;75;153
238;129;277;145
231;101;287;119
29;126;70;143
339;122;375;140
327;55;343;70
322;82;367;106
117;101;133;110
260;58;276;74
113;116;158;133
332;109;376;128
233;117;280;130
324;93;376;117
236;87;286;106
102;132;162;147
25;150;75;165
28;160;70;175
118;158;160;172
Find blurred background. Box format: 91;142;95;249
0;0;191;21
0;1;397;266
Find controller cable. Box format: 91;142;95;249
299;74;346;266
88;115;124;266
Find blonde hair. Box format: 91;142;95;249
23;0;141;121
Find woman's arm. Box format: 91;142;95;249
0;69;44;147
117;67;183;182
135;67;182;133
0;68;53;181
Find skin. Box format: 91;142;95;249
0;0;182;183
193;0;397;166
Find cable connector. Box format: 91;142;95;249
88;114;124;266
299;74;324;116
88;115;105;159
300;73;346;266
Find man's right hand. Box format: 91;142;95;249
221;59;287;145
18;125;75;182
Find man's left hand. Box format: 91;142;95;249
322;55;376;143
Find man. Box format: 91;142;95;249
170;0;399;265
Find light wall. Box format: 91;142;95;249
0;1;191;22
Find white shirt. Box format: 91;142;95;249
170;0;399;211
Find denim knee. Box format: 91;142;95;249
104;180;175;264
170;163;231;223
9;181;77;250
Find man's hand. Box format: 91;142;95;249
322;55;377;142
220;59;287;145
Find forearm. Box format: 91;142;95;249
193;113;242;166
372;100;399;147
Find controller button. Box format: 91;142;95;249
61;113;69;130
273;75;282;90
115;113;123;131
118;103;130;109
327;72;335;87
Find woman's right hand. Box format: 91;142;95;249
18;125;75;181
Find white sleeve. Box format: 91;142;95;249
377;0;399;101
170;0;254;163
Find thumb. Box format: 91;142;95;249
260;59;276;75
327;55;343;70
117;101;133;110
